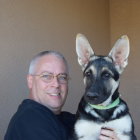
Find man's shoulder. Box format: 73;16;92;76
58;111;76;129
4;100;65;140
60;111;76;119
11;99;56;125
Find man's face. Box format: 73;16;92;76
27;55;68;114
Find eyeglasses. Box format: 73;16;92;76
31;72;69;84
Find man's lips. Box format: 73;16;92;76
47;93;61;96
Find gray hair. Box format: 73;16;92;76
28;51;69;75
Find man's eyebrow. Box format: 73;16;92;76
41;71;68;75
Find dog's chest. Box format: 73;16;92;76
75;119;100;140
74;115;132;140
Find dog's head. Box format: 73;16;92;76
76;34;130;105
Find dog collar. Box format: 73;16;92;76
88;98;120;110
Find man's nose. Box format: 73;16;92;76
52;77;60;87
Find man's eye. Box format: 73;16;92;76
42;74;52;80
59;75;67;81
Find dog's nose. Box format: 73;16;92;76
86;92;98;100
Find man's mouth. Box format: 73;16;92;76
47;93;61;96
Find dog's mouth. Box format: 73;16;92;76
84;96;99;105
84;92;107;105
87;95;98;101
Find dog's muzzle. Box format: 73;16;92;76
84;92;99;104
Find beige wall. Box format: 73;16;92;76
110;0;140;138
0;0;110;139
0;0;139;139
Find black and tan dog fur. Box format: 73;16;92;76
73;34;137;140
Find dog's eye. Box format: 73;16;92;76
85;71;91;77
102;73;112;79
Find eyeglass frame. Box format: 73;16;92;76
31;72;70;84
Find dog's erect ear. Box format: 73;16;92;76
76;34;94;68
109;35;130;73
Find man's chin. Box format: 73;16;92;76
49;104;63;114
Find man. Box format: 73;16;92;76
5;51;119;140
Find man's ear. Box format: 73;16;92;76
27;75;33;89
76;33;94;68
108;35;130;74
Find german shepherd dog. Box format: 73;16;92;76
73;34;137;140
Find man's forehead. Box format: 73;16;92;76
35;56;67;73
